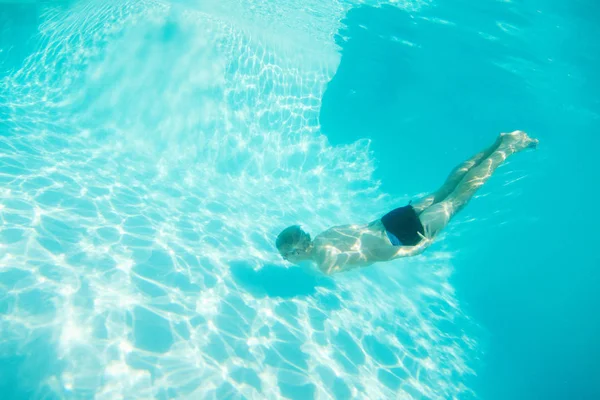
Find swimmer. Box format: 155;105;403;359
276;130;538;275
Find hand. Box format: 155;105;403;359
416;224;435;249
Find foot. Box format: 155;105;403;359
500;130;539;152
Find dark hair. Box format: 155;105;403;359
276;225;311;253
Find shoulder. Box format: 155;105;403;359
311;243;340;275
312;240;339;259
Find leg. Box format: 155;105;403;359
412;134;504;213
419;131;538;236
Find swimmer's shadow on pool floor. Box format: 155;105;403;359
230;262;334;299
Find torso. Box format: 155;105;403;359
311;219;392;274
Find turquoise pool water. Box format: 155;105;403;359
1;0;598;399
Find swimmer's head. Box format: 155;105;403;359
276;225;312;264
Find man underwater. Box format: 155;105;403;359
276;131;538;275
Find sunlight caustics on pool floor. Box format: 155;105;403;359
1;1;477;398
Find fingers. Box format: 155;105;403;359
417;231;431;246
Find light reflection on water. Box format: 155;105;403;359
0;1;476;398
